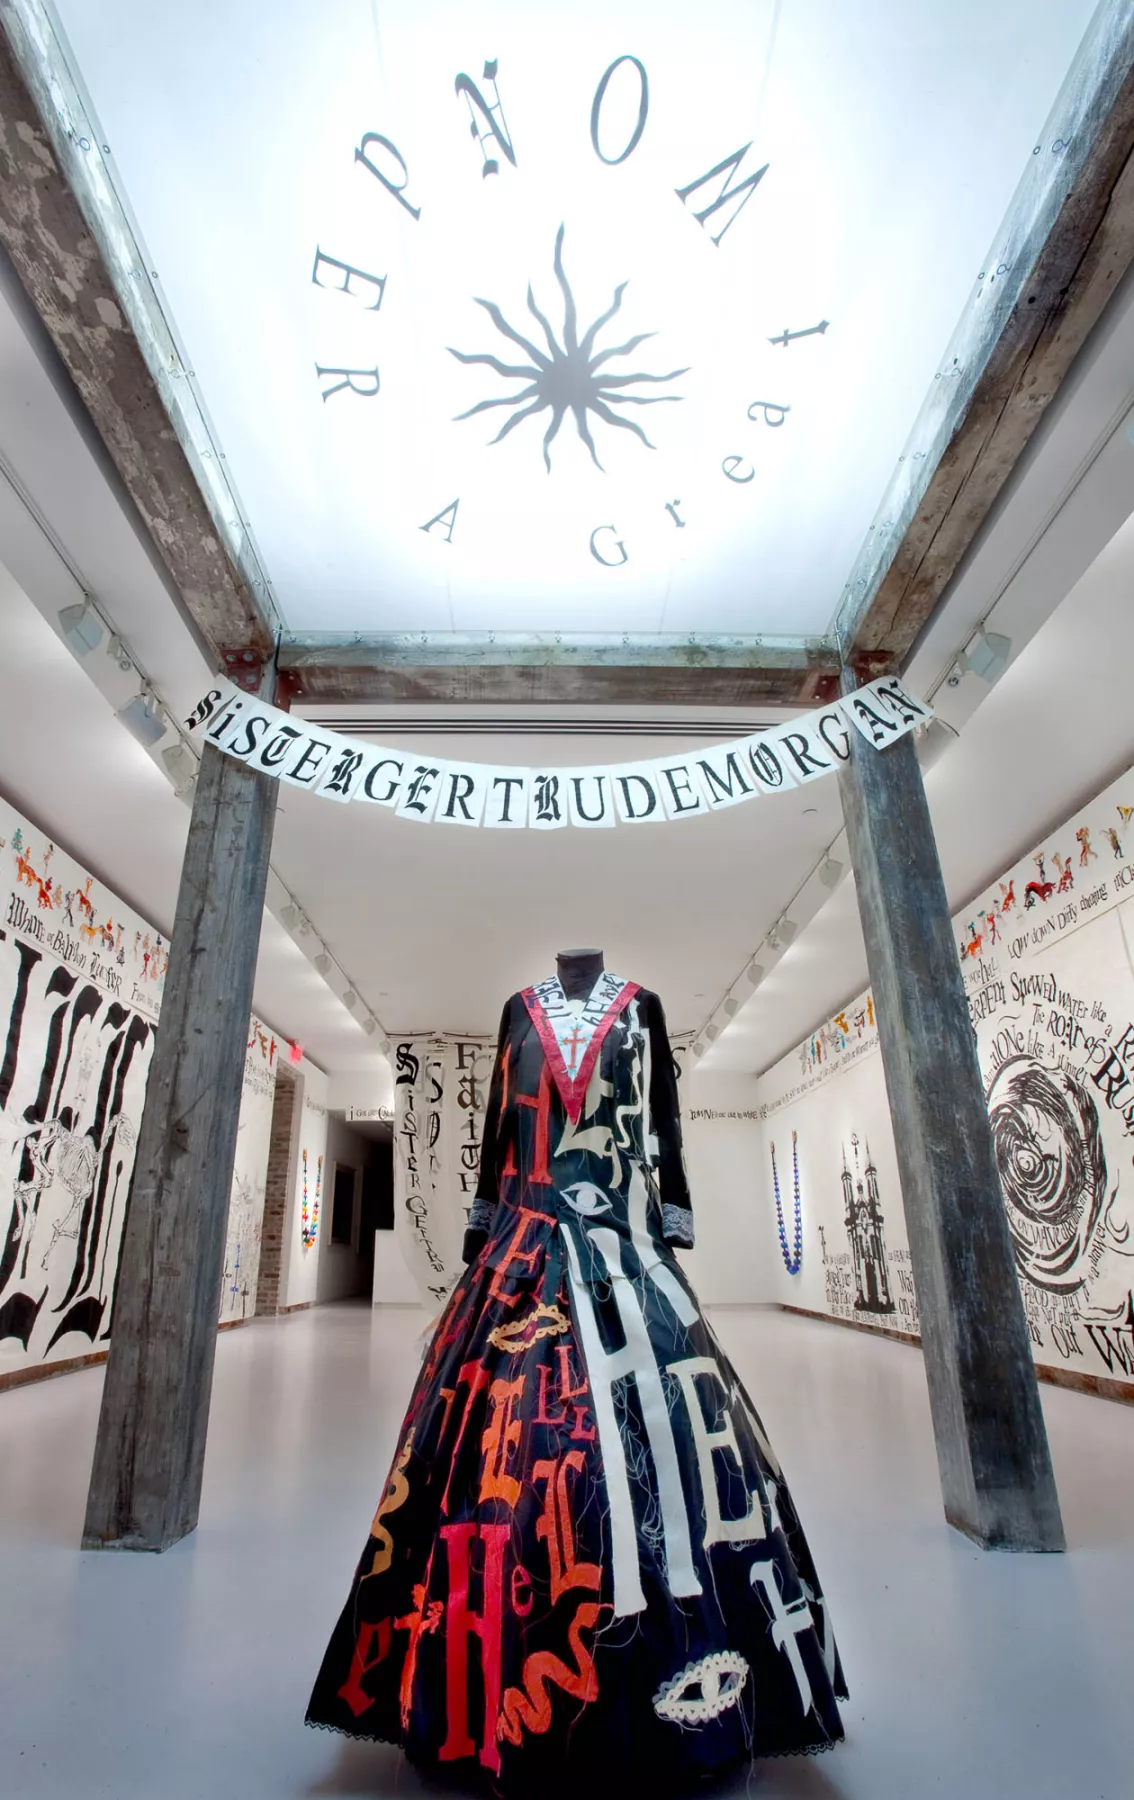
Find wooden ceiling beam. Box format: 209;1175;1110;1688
836;0;1134;664
278;633;843;708
0;7;276;662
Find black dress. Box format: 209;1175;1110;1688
307;973;846;1787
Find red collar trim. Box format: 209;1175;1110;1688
521;981;640;1123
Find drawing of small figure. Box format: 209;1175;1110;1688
35;874;54;910
10;827;23;856
12;1112;95;1282
63;890;76;926
1105;827;1123;859
43;842;54;868
15;850;37;889
986;909;1000;946
1034;853;1048;884
1053;853;1074;893
1000;879;1016;914
1119;806;1133;830
1076;827;1096;867
75;878;94;921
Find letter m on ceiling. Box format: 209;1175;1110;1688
675;145;769;245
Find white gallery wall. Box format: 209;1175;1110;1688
678;1072;770;1307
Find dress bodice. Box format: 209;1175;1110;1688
464;978;694;1279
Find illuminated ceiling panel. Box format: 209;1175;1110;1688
52;0;1097;635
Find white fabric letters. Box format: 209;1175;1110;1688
668;1355;767;1547
185;677;932;828
563;1226;702;1615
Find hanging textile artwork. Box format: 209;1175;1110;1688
392;1035;495;1305
184;676;932;831
308;974;846;1782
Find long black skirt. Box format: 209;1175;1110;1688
306;1224;846;1789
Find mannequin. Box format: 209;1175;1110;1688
556;946;604;998
307;943;848;1772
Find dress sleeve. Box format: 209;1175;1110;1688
646;992;694;1249
463;1000;511;1263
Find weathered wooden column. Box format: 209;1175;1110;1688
83;736;276;1550
838;671;1064;1551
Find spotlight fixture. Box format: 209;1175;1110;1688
380;1037;392;1056
778;916;798;945
706;1022;720;1040
819;856;844;890
343;990;359;1011
106;633;134;673
280;903;300;930
724;995;740;1016
313;952;331;975
161;741;195;786
58;599;103;656
116;689;167;748
916;716;960;774
745;960;765;987
362;1017;377;1036
693;1043;705;1059
965;627;1012;684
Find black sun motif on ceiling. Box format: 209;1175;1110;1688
447;225;688;471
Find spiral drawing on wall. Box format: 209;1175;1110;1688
986;1057;1108;1293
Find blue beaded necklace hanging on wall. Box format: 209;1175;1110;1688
771;1129;804;1275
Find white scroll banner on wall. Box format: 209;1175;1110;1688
185;675;932;831
392;1034;493;1306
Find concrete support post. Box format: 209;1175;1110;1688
83;740;276;1550
838;683;1064;1551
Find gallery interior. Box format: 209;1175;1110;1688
2;1;1134;1795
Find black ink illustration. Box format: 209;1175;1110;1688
841;1135;894;1313
0;950;155;1361
985;1054;1134;1376
987;1058;1114;1293
448;225;687;470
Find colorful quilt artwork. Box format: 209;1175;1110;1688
307;977;846;1783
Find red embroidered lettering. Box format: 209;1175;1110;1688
533;1452;601;1604
488;1206;554;1309
440;1359;490;1513
479;1375;525;1508
439;1522;509;1773
337;1617;392;1717
515;1063;553;1185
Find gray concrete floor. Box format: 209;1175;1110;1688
1;1301;1131;1799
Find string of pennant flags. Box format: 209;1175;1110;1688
184;674;933;830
